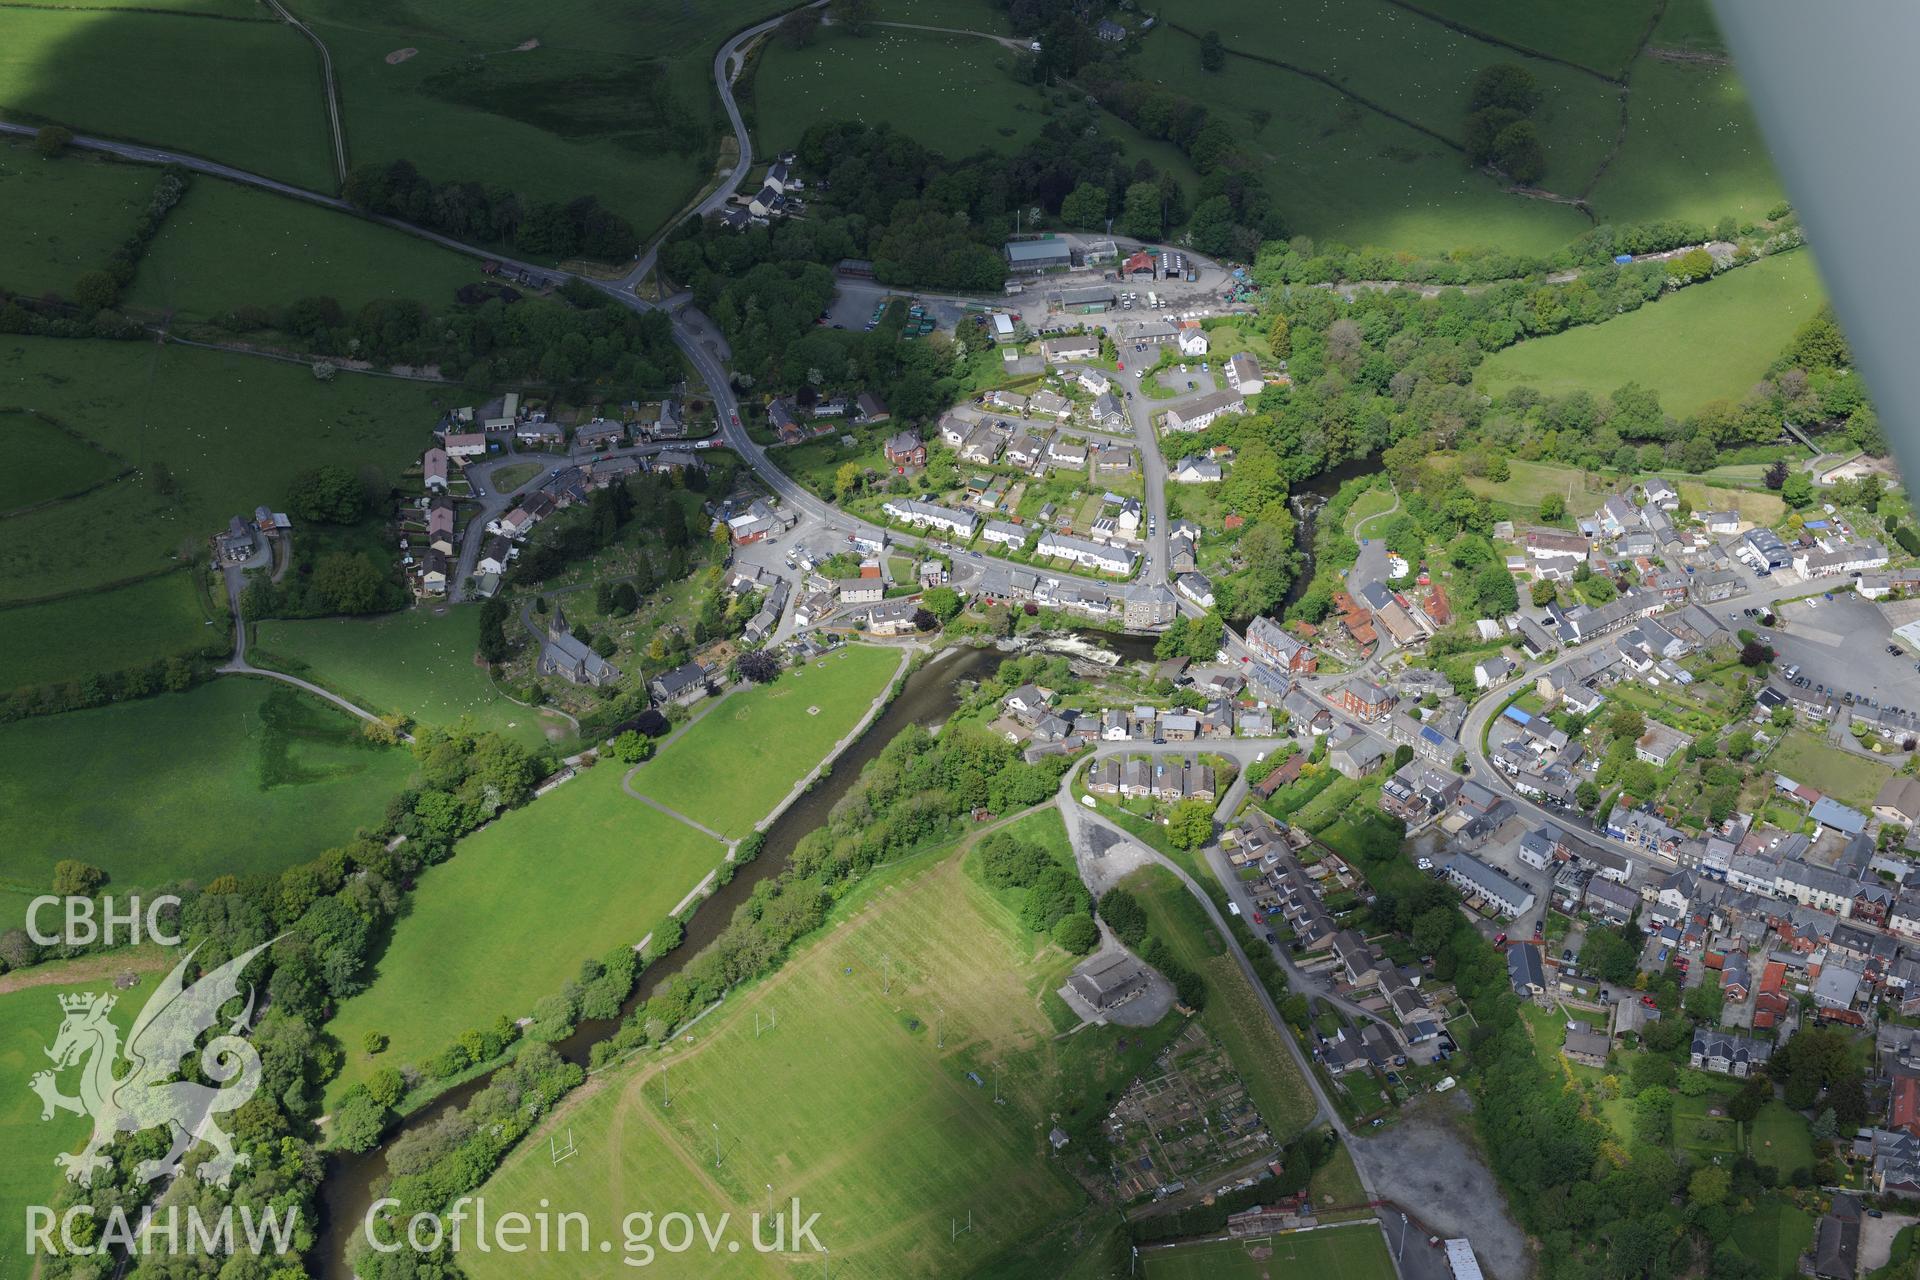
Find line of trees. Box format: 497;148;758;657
343;159;642;263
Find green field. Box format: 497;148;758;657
1768;729;1895;811
1730;1196;1817;1280
124;176;486;321
293;0;802;249
253;607;574;748
1143;1225;1398;1280
0;337;442;605
1130;30;1588;257
1345;486;1398;541
324;764;728;1106
1167;0;1623;187
0;679;414;900
1125;867;1317;1140
0;409;124;512
1400;0;1659;75
753;27;1048;157
0;7;334;190
629;645;902;839
0;569;218;689
0;145;153;300
1587;59;1785;229
0;954;171;1280
464;844;1088;1279
1476;252;1827;416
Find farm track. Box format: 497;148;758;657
262;0;347;186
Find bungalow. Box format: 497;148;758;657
1702;510;1742;535
650;661;711;707
1040;334;1100;364
1046;436;1090;469
1875;776;1920;827
1564;1026;1613;1068
1171;455;1223;483
1174;572;1215;609
1029;391;1075;420
1635;722;1692;767
958;424;1004;465
1163;389;1247;434
855;392;891;423
422;447;449;492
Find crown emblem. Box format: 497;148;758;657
58;992;112;1015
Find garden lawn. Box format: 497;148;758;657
1476;252;1828;417
1142;1224;1397;1280
1730;1196;1817;1280
0;569;219;689
0;8;334;190
1345;485;1397;541
1125;867;1317;1140
0;955;170;1280
464;846;1087;1280
0;337;443;604
0;679;414;899
0;145;153;300
124;176;486;322
253;608;573;748
629;645;901;839
1746;1099;1813;1175
753;27;1047;157
324;765;728;1107
1767;729;1894;811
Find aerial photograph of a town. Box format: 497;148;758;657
3;0;1918;1276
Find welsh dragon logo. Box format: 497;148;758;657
29;940;274;1189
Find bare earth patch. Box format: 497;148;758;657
515;38;539;51
385;47;418;65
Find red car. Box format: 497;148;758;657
1641;995;1658;1007
1493;932;1507;947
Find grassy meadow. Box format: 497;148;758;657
124;177;487;321
0;410;124;512
1475;252;1827;416
253;607;573;748
629;644;902;839
1129;30;1588;258
0;7;334;190
0;679;414;899
464;843;1094;1280
0;145;153;300
1142;1225;1398;1280
0;337;441;604
323;764;728;1106
753;27;1049;157
1397;0;1659;75
0;569;218;689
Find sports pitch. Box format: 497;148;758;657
464;846;1087;1279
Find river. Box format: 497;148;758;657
316;644;1002;1278
1283;455;1382;609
